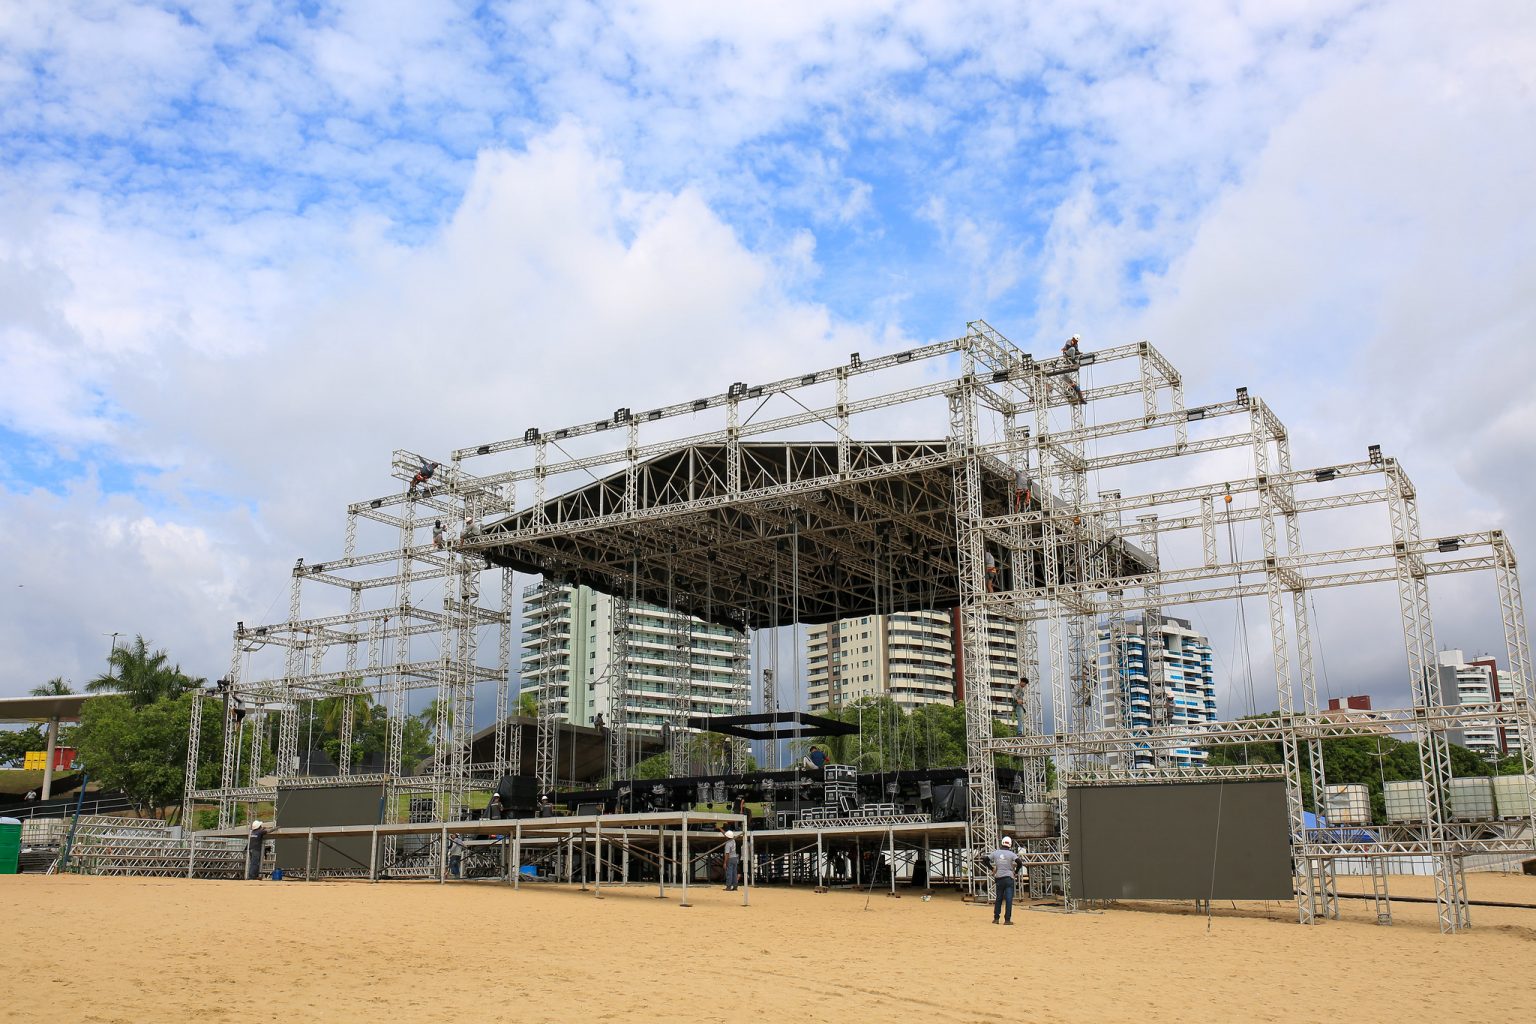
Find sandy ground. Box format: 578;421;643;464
3;872;1535;1024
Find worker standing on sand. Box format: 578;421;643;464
723;829;741;891
990;836;1019;925
246;820;272;880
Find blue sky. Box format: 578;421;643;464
2;1;1534;716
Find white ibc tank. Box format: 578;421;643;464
1012;802;1056;838
1492;775;1536;819
1383;780;1427;823
1323;784;1371;825
1447;777;1495;821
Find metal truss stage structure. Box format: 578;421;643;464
187;320;1534;933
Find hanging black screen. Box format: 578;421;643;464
1066;780;1292;901
274;783;385;873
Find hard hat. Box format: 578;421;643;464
1001;836;1013;847
252;820;263;829
725;830;737;839
1069;335;1080;343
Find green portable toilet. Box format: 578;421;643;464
0;819;21;875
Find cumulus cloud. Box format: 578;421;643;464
1;0;1533;722
0;122;882;692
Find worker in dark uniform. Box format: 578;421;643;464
246;819;271;880
409;460;439;494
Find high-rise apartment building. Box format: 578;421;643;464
1098;614;1217;768
520;584;749;738
1436;649;1524;758
805;610;1020;720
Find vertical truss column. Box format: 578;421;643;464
728;640;750;773
1253;403;1312;925
1387;460;1467;933
608;591;632;785
494;568;514;780
1200;495;1218;568
387;503;416;820
535;579;560;795
216;632;244;828
669;591;693;777
950;367;998;904
1028;357;1073;906
1136;515;1166;769
1280;430;1337;921
341;512;361;777
446;556;478;821
1099;490;1126;768
762;668;779;771
276;568;305;780
182;691;204;827
1493;533;1536;837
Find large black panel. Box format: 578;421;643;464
1067;781;1292;901
275;784;385;873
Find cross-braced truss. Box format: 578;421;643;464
186;321;1532;932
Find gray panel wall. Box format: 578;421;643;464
1066;780;1292;901
274;784;385;873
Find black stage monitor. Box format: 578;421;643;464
1067;780;1292;901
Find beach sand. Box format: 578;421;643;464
3;871;1534;1023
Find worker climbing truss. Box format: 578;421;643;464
186;321;1532;932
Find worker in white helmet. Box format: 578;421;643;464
989;835;1020;925
723;829;742;891
246;819;273;880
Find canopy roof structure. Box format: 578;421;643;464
685;711;859;741
0;693;98;724
480;440;1153;629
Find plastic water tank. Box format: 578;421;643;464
1383;780;1427;823
1447;777;1495;821
1493;775;1536;819
1323;784;1371;825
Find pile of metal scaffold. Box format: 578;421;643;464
184;320;1532;931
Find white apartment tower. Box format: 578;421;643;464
1098;614;1217;768
520;583;750;739
805;610;1020;720
1436;649;1524;758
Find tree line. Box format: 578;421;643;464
1;636;436;819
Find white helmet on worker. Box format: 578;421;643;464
725;830;737;839
251;820;263;829
1001;836;1013;847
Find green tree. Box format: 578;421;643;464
72;693;224;819
31;676;74;696
0;725;47;768
297;693;432;773
88;635;203;706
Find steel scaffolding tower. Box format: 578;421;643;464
187;322;1533;930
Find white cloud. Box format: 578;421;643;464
0;123;885;690
2;0;1534;718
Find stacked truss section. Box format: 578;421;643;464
185;460;516;844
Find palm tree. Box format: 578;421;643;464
30;676;74;696
88;635;202;706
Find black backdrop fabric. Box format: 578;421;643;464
274;784;385;872
1067;780;1292;900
